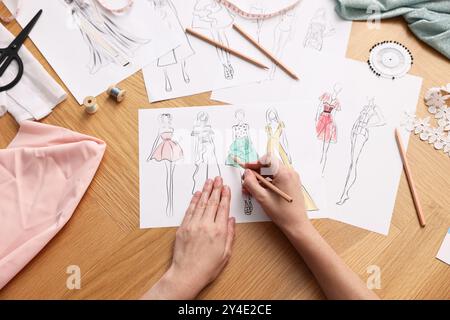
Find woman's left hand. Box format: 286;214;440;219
142;177;235;300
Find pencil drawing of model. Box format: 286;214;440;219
265;108;318;211
303;8;335;51
249;0;265;43
269;8;297;80
191;111;222;194
316;83;342;175
147;114;184;217
337;98;386;205
226;109;258;215
63;0;150;74
151;0;195;92
192;0;235;80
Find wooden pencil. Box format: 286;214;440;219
232;24;299;80
185;28;269;70
395;129;426;227
233;156;293;203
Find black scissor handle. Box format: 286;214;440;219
0;55;23;92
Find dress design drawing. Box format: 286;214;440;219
147;114;184;217
337;98;386;205
192;0;235;80
316;84;342;175
303;8;335;51
269;8;297;80
63;0;150;74
151;0;195;92
226;109;258;215
266;108;318;211
191;111;222;194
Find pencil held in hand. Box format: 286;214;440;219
233;156;293;203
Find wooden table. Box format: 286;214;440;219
1;14;449;299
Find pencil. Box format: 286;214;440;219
395;129;426;227
185;28;269;70
233;156;293;203
232;24;299;80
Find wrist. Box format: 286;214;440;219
279;216;315;241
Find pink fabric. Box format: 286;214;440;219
150;132;183;162
0;121;106;289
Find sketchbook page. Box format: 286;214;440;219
436;228;450;266
302;58;422;235
139;103;325;229
142;0;267;103
4;0;179;104
211;0;352;104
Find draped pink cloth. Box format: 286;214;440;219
0;121;106;289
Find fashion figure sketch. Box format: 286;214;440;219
63;0;150;74
265;108;318;211
269;8;297;80
191;111;222;194
337;98;386;205
316;83;342;175
303;8;335;51
151;0;195;92
226;109;259;215
147;114;184;217
192;0;235;80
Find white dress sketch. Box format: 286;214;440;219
269;8;297;80
147;114;184;217
265;108;318;211
151;0;195;92
191;111;222;194
316;83;342;175
225;109;259;215
63;0;150;74
249;0;265;43
303;8;335;51
192;0;235;80
337;98;386;205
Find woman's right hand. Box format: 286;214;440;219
242;155;311;233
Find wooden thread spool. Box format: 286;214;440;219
83;96;99;114
107;85;126;102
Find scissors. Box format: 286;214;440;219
0;9;42;92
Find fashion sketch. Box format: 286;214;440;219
63;0;150;74
337;98;386;205
269;8;297;80
191;111;222;194
151;0;195;92
265;108;318;211
192;0;235;80
226;109;259;215
316;83;342;175
303;8;335;51
249;1;265;43
147;114;184;217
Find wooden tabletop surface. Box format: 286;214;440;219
0;13;449;299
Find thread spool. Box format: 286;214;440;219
83;96;99;114
107;85;126;102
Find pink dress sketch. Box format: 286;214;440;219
147;114;184;217
316;84;342;175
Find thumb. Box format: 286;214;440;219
242;169;269;202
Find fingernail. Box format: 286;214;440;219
206;179;212;185
214;176;222;187
244;169;251;176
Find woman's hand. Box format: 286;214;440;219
242;155;311;233
142;177;235;300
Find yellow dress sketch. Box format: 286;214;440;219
266;122;318;211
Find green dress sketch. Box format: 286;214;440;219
226;110;258;214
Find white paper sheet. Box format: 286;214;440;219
4;0;180;104
211;0;352;104
436;228;450;266
142;0;269;102
139;103;325;228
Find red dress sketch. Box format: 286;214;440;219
316;84;342;175
147;114;184;217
